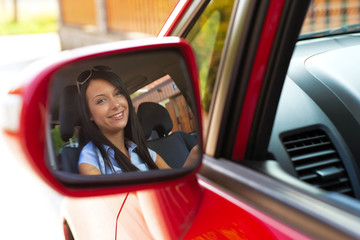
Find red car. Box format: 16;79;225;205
3;0;360;239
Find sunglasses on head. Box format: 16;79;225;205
76;65;112;93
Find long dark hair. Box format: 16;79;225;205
78;68;158;172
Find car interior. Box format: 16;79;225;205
137;102;197;168
49;48;199;174
268;32;360;200
58;85;81;173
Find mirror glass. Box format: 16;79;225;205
47;48;200;180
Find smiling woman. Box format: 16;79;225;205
76;66;172;175
43;40;201;188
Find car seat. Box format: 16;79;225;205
137;102;197;168
59;85;81;173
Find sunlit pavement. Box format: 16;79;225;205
0;33;64;240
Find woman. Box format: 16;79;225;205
77;66;171;175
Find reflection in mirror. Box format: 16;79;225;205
48;49;200;177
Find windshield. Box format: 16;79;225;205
300;0;360;39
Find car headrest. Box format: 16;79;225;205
59;85;81;142
137;102;173;139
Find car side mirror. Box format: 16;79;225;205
1;37;202;197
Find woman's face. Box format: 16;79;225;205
86;78;129;137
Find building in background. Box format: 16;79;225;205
58;0;360;49
301;0;360;34
58;0;178;49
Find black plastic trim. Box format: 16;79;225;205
246;0;311;160
53;166;196;189
218;0;270;158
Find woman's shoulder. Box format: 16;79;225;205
79;141;95;157
78;141;103;172
81;141;110;152
82;141;94;150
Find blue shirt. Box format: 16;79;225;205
78;140;157;174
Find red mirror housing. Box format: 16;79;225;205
1;37;202;197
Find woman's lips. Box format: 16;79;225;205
109;111;124;119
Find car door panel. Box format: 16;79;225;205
195;156;360;239
63;194;127;240
183;179;311;240
116;193;153;240
117;178;202;239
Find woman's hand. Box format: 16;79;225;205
155;153;171;169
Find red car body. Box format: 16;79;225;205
3;0;360;239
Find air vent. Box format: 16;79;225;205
282;129;354;197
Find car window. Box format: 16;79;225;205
185;0;235;113
131;75;196;134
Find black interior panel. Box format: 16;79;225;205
268;33;360;198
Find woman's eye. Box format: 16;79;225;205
96;98;106;104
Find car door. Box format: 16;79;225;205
116;0;314;238
116;0;319;238
115;1;237;238
162;0;360;239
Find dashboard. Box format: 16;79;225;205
269;33;360;199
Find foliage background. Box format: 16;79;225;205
0;0;58;35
